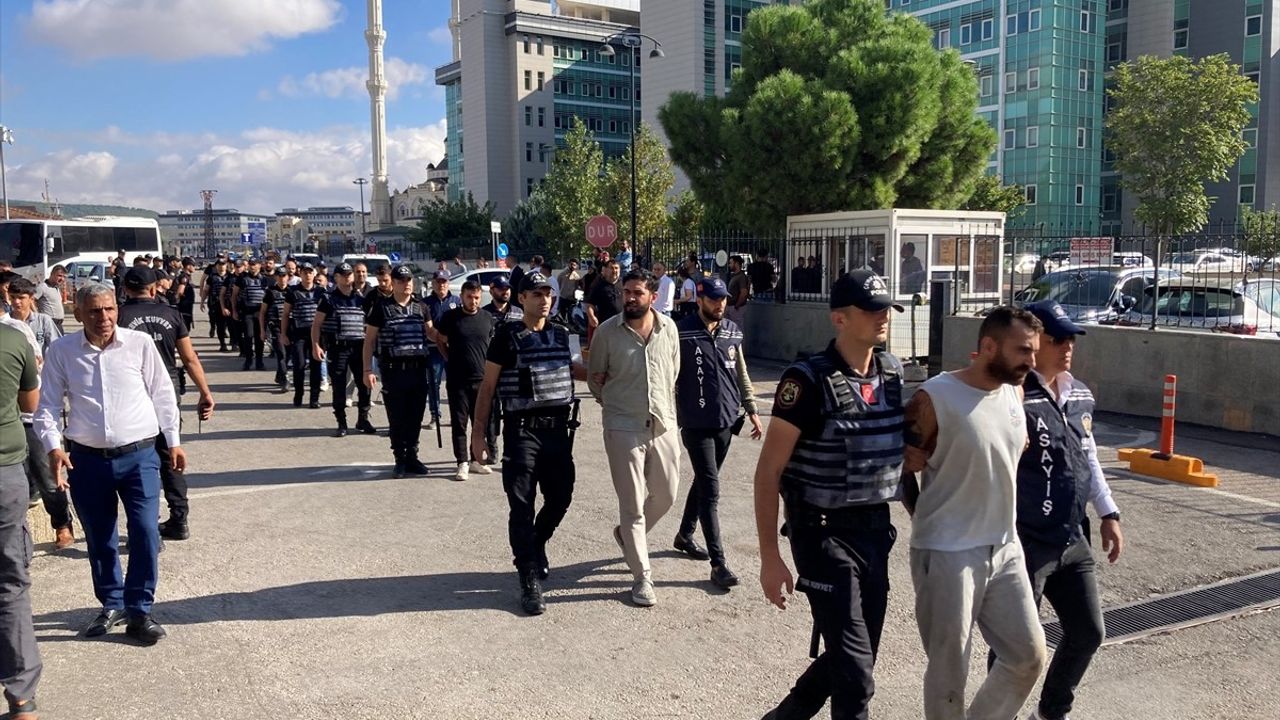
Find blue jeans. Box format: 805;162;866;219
426;351;446;420
67;444;162;616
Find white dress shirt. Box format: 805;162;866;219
654;274;676;314
35;327;181;453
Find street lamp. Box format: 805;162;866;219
0;126;13;220
599;32;663;251
353;177;369;249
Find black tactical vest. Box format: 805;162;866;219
497;324;574;414
377;296;429;359
286;285;324;338
327;289;366;342
239;274;267;310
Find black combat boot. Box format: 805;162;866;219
391;447;406;478
159;516;189;541
518;568;546;616
403;447;429;476
355;408;377;435
308;390;321;409
333;410;348;438
293;388;303;407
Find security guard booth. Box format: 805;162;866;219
783;209;1006;360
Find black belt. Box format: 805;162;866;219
506;412;571;430
67;438;155;459
783;500;891;531
381;358;428;370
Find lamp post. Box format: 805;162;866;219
353;177;369;251
0;126;13;220
599;33;663;251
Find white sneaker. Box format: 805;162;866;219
631;576;657;607
345;398;354;407
469;461;492;475
321;381;331;392
423;418;436;430
453;462;469;482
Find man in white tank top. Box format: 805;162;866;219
901;306;1048;720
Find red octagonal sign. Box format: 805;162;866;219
585;214;618;249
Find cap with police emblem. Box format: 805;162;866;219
392;264;415;280
699;276;730;299
520;271;553;293
490;275;511;289
433;270;452;281
1025;300;1087;338
298;261;316;271
334;262;354;275
273;266;288;276
830;270;904;312
123;267;157;289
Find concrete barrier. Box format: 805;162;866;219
742;301;833;362
942;316;1280;436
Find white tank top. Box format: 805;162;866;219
909;372;1027;552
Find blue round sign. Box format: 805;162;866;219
496;243;510;259
389;251;401;263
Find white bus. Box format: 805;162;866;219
0;216;163;282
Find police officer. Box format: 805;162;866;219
314;262;376;437
281;262;326;408
117;267;216;541
363;265;431;477
423;270;459;430
231;257;268;371
998;300;1124;720
753;270;906;720
259;266;291;391
202;256;231;351
223;258;248;353
175;257;197;331
472;271;586;616
482;275;523;326
671;276;763;590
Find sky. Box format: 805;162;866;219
0;0;455;215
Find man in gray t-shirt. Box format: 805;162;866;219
35;266;67;331
6;279;61;356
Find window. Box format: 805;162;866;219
1246;71;1261;85
1027;126;1039;147
539;145;547;162
622;86;630;100
1080;10;1091;33
1075;184;1086;206
1077;127;1088;148
622;51;630;66
525;143;533;162
961;23;972;45
1006;15;1017;36
622;121;630;134
537;72;545;91
981;18;993;41
607;53;615;65
1029;9;1041;31
1103;192;1117;212
609;119;618;133
1005;71;1017;93
1244;128;1258;147
1027;68;1040;89
1247;15;1262;37
537;107;545;127
526;178;534;198
567;81;575;95
1240;184;1256;205
1025;185;1037;205
536;36;544;55
730;14;742;33
524;70;532;90
937;27;951;48
1078;69;1090;91
1004;129;1016;149
1109;0;1127;10
554;114;562;129
582;81;590;95
608;85;616;99
554;79;563;94
524;106;532;126
980;74;993;97
1174;29;1188;49
522;35;530;53
596;84;604;98
1107;43;1123;63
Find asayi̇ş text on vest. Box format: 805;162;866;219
675;314;744;429
1017;372;1096;547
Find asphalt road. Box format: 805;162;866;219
24;331;1280;719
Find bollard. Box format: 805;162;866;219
1156;374;1176;459
1117;372;1217;487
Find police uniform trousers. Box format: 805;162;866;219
65;440;162;618
288;334;323;404
155;390;188;523
502;409;575;572
772;502;895;720
207;303;227;346
180;312;194;335
0;461;42;704
226;304;244;350
240;309;265;362
22;423;72;532
267;321;287;385
677;426;733;567
446;378;495;464
381;359;429;460
327;340;370;414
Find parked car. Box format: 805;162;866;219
1165;250;1246;275
1200;246;1266;271
1118;277;1280;335
340;253;392;287
62;260;108;292
1014;266;1181;324
1010;253;1041;275
289;252;322;267
1111;252;1154;268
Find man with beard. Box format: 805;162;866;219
585;259;621;348
482;276;523;327
902;306;1047;720
436;281;496;481
588;270;681;608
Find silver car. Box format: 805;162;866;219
1119;277;1280;336
1014;266;1181;324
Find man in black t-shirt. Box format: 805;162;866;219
435;280;496;481
585;259;621;346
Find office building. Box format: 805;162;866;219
158;208;271;257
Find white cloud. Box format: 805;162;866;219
4;121;448;214
277;58;429;101
26;0;342;61
428;25;453;46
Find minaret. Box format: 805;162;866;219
366;0;391;229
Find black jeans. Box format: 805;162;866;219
268;323;287;384
771;503;895;720
446;378;495;464
327;340;370;414
155;429;188;522
240;312;264;361
227;307;243;348
288;336;322;403
208;306;227;345
991;536;1104;720
381;363;428;459
502;414;575;571
677;426;733;565
23;423;71;530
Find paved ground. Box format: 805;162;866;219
24;329;1280;719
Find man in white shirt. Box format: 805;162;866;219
652;263;675;315
34;283;184;646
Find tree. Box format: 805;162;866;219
961;174;1026;218
668;190;706;240
533;120;605;261
502;196;548;258
1240;205;1280;264
659;0;994;234
602;124;676;247
1107;54;1258;234
405;192;496;258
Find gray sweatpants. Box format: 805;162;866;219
0;462;41;703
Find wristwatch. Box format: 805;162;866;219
1101;511;1120;522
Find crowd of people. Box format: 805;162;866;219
0;244;1125;720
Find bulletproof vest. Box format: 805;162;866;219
287;285;324;337
1016;373;1096;547
780;349;905;509
239;274;267;310
497;324;574;414
328;289;366;342
675;315;745;430
319;288;340;337
207;273;227;302
377;296;429;359
265;286;288;324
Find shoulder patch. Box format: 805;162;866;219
777;378;802;409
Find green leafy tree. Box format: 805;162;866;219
405;192;496;258
961;174;1026;219
502;196;547;257
1107;53;1258;234
668;190;706;240
659;0;994;234
602;124;676;247
533;120;605;260
1240;205;1280;264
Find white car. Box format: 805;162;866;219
445;268;513;307
340;253;392;287
1165;251;1245;275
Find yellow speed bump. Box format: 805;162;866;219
1117;447;1219;488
